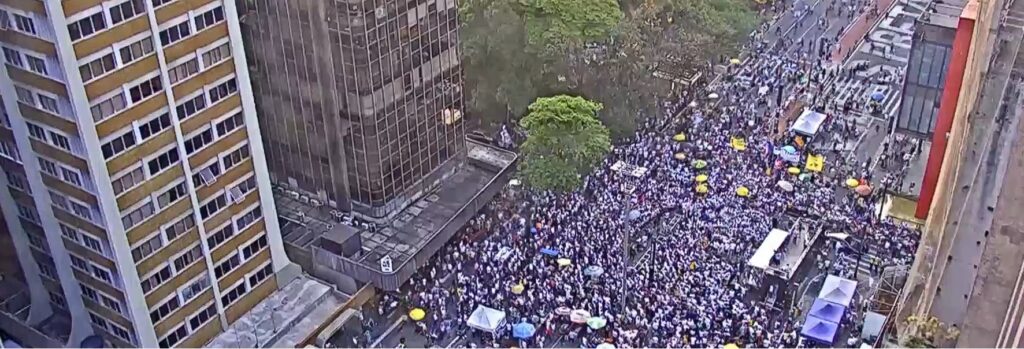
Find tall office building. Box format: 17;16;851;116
238;0;465;219
0;0;294;346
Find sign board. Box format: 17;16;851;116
379;255;393;273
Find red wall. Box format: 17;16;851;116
916;16;977;219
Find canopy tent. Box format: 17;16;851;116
807;298;846;323
748;229;790;270
860;311;888;341
800;316;839;345
467;305;507;333
790;110;827;137
818;275;858;307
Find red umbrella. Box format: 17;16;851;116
855;184;872;196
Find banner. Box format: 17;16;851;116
805;154;825;172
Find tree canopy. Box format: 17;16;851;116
518;95;611;192
520;0;624;54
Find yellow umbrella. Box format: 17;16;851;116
696;184;709;194
736;186;750;197
673;133;687;142
409;308;426;321
787;167;801;175
674;152;686;160
511;283;525;295
557;258;572;266
695;174;709;183
846;178;860;188
724;344;740;349
729;58;742;65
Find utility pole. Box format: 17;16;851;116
610;160;647;312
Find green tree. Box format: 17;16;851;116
519;95;611;191
520;0;624;55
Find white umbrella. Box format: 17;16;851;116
776;180;794;192
688;101;698;108
569;309;591;324
708;93;720;99
597;343;616;349
826;232;850;241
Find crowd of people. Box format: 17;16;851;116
369;1;924;348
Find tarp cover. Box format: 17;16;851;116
800;316;839;345
808;298;846;323
860;311;887;340
818;275;857;307
790;109;827;136
467;305;507;333
748;229;790;269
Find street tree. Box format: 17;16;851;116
519;95;611;192
520;0;624;55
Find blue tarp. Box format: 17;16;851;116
800;316;839;345
540;248;559;257
808;298;846;323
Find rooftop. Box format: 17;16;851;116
920;0;970;28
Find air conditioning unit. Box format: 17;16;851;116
296;211;306;222
287;190;300;200
330;210;342;218
310;199;322;207
299;195;310;204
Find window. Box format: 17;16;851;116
150;296;180;323
193;6;224;32
241;235;268;259
49;131;71;151
89;312;109;331
159;21;191;46
60;167;82;187
112;166;144;195
69;254;89;271
2;47;24;67
38;262;57;279
172;244;202;272
13;13;35;35
49;291;66;309
5;170;28;192
25;55;46;75
138;112;172;140
121;201;154;230
156;181;187;208
146;147;180;175
215;113;244;136
175;93;206;120
141;265;171;293
168;57;199;84
79;53;116;82
38;158;57;176
222;145;250;170
37;94;59;114
230;177;257;203
90;264;112;283
128;75;163;103
164;214;195;241
159;324;188;348
183;128;213;155
213;254;240;278
119;37;154;65
50;190;69;210
60;223;80;241
199;194;227;220
80;233;104;254
80;283;100;301
206;224;234;250
192;161;221;187
100;294;122;314
0;141;20;161
26;122;46;139
152;0;177;8
208;78;237;103
101;129;137;159
90;92;128;122
14;85;33;104
201;42;230;67
132;233;163;262
248;263;273;287
16;203;39;223
109;325;132;343
188;303;216;331
180;276;210;304
70;201;93;220
26;233;46;249
68;12;107;41
109;0;145;25
220;281;247;306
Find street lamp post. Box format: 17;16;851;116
610;160;648;311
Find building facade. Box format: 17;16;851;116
0;0;293;346
237;0;466;219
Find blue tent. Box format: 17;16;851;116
513;322;536;339
800;316;839;345
540;248;559;257
818;275;857;307
808;298;846;323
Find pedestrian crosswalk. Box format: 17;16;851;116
829;78;902;119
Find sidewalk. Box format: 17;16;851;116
831;0;899;63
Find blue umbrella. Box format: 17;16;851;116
539;248;559;257
870;92;885;102
513;322;536;339
782;145;797;154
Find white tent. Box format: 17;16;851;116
818;275;858;307
467;305;507;333
748;229;790;270
790;109;827;137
